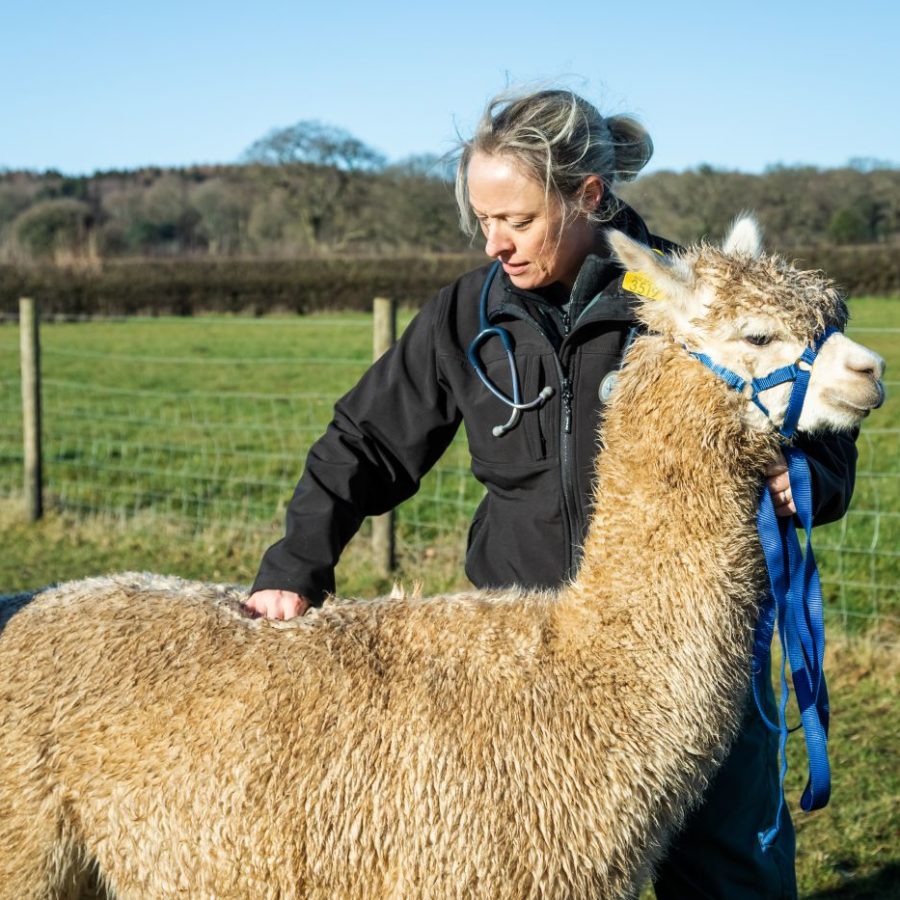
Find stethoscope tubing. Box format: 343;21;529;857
466;260;555;436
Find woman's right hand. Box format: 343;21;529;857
245;589;311;620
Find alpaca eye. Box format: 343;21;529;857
744;334;773;346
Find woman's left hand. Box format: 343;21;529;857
765;450;797;517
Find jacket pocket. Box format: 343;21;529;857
464;353;552;466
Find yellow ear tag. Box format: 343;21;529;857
623;271;665;301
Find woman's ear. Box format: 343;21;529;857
580;175;604;213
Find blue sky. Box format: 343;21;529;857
2;0;897;176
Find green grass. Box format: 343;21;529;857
0;311;483;555
0;314;379;521
813;298;900;634
787;639;900;898
1;300;898;899
1;298;896;624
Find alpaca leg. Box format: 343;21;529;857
0;768;50;897
0;761;106;899
0;805;69;898
0;814;110;900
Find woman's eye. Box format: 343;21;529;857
744;334;773;346
511;220;532;231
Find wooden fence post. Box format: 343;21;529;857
372;297;397;575
19;297;43;521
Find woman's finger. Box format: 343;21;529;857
773;486;796;516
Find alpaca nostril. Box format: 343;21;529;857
849;354;885;380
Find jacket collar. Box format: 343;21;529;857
485;200;653;328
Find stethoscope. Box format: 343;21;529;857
466;260;555;437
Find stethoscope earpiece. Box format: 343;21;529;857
467;261;556;438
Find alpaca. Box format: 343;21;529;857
0;217;885;899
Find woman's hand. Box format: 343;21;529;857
245;589;310;620
765;450;797;518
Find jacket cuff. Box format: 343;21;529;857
797;431;858;528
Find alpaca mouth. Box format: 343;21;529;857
861;379;885;410
828;382;885;416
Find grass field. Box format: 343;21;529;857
0;310;484;593
1;298;897;620
0;298;898;898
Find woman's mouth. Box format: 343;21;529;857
502;261;528;275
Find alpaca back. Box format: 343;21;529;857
2;575;650;897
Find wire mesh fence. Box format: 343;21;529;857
0;313;484;585
0;313;897;638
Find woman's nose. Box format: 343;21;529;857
484;223;514;258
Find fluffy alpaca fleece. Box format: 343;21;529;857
0;217;885;899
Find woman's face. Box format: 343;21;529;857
467;151;600;291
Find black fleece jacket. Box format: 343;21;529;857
252;206;857;604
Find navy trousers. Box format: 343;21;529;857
653;677;799;900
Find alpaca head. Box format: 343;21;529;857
607;215;886;435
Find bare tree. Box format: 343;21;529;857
242;121;385;172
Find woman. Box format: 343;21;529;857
247;89;855;899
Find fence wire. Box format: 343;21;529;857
0;316;897;637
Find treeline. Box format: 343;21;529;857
0;162;469;261
2;151;899;263
618;163;900;248
1;119;899;311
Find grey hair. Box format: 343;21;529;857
455;88;653;237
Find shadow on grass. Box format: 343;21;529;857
804;861;900;899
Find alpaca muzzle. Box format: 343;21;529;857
688;326;839;440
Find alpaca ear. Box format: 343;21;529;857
722;214;763;257
607;230;697;336
606;230;693;298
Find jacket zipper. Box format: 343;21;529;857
498;287;583;580
558;306;580;580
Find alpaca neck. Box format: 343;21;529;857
570;336;778;641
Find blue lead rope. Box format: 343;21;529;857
752;446;831;851
688;328;839;852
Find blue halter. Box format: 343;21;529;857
688;326;838;441
689;325;839;851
